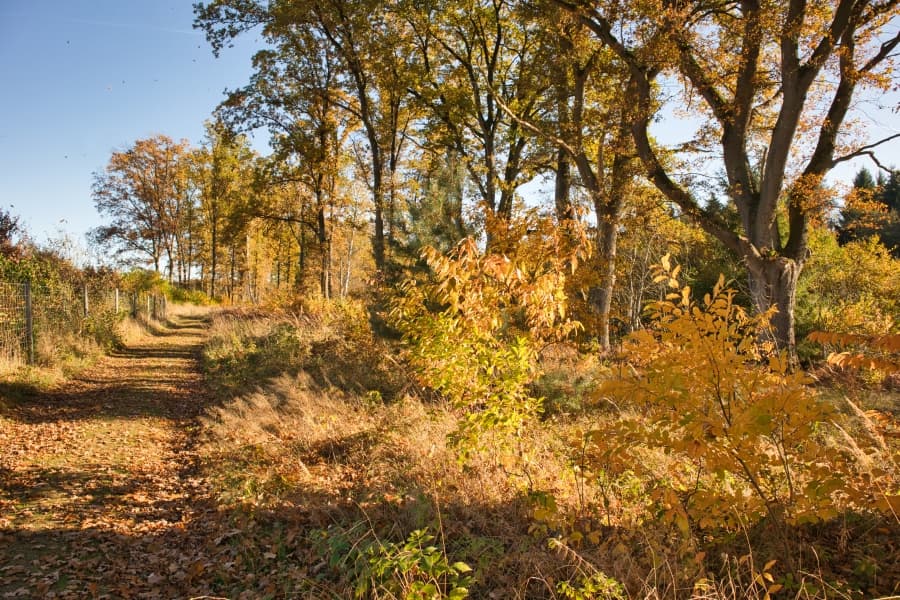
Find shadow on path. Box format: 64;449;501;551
1;314;213;425
0;311;226;598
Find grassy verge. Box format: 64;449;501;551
0;307;169;407
197;301;900;599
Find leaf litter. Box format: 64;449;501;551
0;313;262;599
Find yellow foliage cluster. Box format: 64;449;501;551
579;256;893;534
391;215;585;458
798;229;899;337
808;330;900;374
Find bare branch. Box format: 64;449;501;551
831;133;900;171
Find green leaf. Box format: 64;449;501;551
451;561;472;573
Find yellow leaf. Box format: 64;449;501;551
675;513;690;536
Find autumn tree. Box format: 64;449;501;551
193;124;256;299
404;0;547;239
503;8;646;351
212;19;358;298
406;146;470;255
554;0;900;354
92;135;191;277
195;0;416;272
173;169;202;287
838;167;900;253
0;208;24;259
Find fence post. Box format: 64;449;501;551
114;288;119;314
83;285;89;317
147;295;151;318
24;280;34;365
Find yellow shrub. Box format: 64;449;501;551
584;256;881;534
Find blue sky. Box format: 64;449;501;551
0;2;897;252
0;0;263;243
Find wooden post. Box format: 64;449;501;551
24;280;34;365
146;294;151;317
83;285;89;317
114;288;119;314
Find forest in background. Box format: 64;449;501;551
87;0;900;354
2;0;900;598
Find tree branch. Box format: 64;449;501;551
831;133;900;170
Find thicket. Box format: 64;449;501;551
0;246;121;374
197;215;899;598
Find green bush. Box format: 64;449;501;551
314;525;472;599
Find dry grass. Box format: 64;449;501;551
0;302;207;410
195;306;900;599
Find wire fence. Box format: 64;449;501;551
0;280;167;366
0;282;30;364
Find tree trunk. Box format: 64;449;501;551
298;209;307;291
187;222;194;287
228;244;236;303
165;246;174;283
746;255;802;355
210;211;218;298
317;203;331;299
555;149;573;222
343;226;355;298
594;211;619;352
372;165;385;271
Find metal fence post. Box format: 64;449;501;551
24;280;34;365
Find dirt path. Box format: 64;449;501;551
0;312;222;598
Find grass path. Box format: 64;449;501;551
0;311;223;598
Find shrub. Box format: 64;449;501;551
391;219;583;460
313;525;472;599
582;256;885;536
797;229;899;339
166;284;214;305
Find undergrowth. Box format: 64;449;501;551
196;273;899;598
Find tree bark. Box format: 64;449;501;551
372;164;386;271
594;209;619;352
747;255;801;353
555;149;573;222
209;210;218;298
317;200;331;299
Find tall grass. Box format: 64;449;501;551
195;302;900;599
